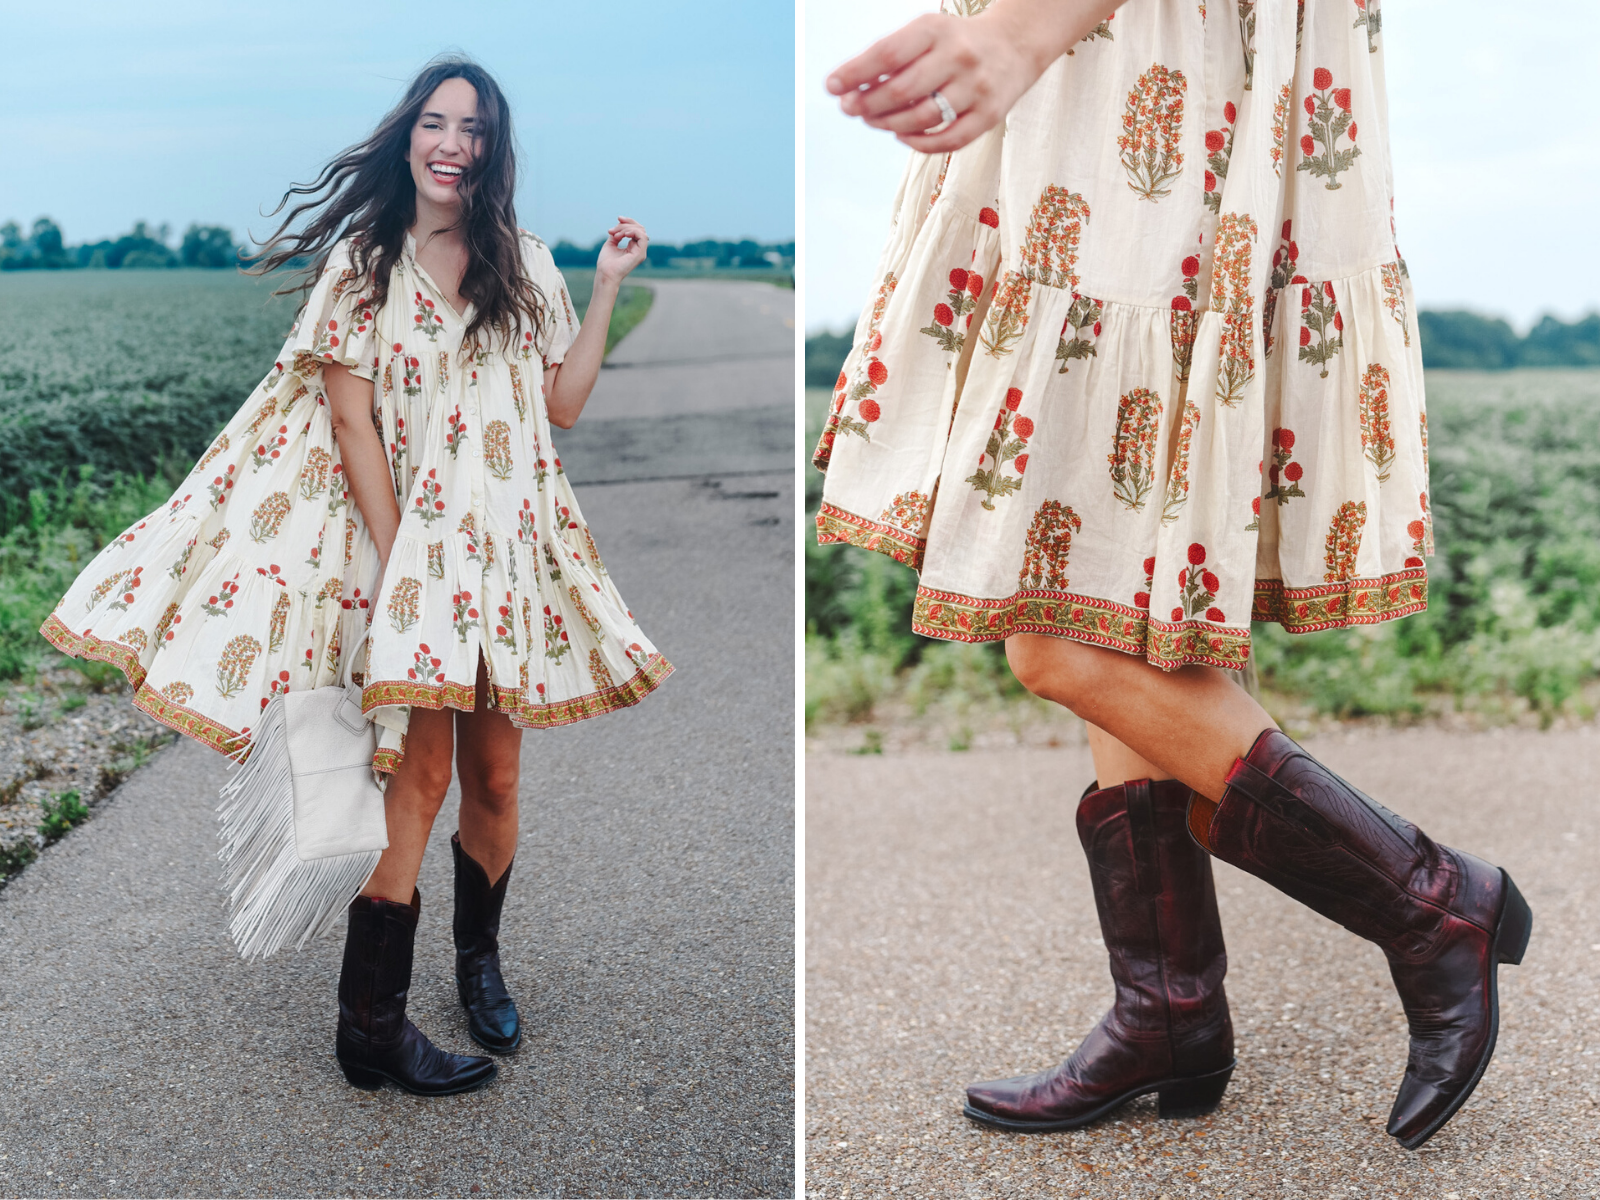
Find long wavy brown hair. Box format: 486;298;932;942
250;55;545;350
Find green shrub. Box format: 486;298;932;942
38;789;87;842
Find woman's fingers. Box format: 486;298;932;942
827;14;943;100
897;109;992;154
864;80;973;135
843;46;959;121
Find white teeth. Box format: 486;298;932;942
430;163;462;177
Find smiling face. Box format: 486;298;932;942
405;77;480;209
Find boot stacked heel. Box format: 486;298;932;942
1157;1063;1234;1119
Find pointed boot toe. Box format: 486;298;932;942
452;834;523;1056
1194;731;1534;1150
458;957;522;1054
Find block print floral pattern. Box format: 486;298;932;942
819;272;897;458
216;634;261;700
1162;397;1201;522
1066;13;1115;53
1298;281;1343;377
1271;83;1292;177
1109;388;1164;512
881;491;933;532
967;388;1033;509
1238;1;1257;87
1354;0;1381;53
1018;187;1091;290
162;681;194;706
1203;102;1238;213
1212;212;1259;406
249;492;291;543
1175;543;1225;623
415;469;446;526
542;606;571;662
1264;221;1302;356
413;291;445;340
1298;68;1362;190
484;420;514;480
1380;262;1410;345
1055;294;1104;373
981;273;1032;358
1018;501;1081;589
1406;518;1427;568
1264;428;1306;504
1118;65;1187;200
1358;363;1395;481
268;591;291;652
108;567;143;612
387;577;422;633
1324;501;1368;581
920;266;985;353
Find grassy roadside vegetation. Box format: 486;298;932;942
0;267;656;685
807;367;1600;742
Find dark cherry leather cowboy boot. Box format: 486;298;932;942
964;778;1236;1131
1188;729;1532;1149
451;833;522;1054
335;888;498;1096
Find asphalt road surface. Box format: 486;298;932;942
806;728;1600;1199
0;278;796;1199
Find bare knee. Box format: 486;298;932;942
460;756;519;817
1005;633;1100;709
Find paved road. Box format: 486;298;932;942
0;282;796;1199
806;729;1600;1199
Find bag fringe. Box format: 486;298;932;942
215;694;380;961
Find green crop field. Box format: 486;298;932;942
0;267;651;680
807;369;1600;735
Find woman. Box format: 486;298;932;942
818;0;1529;1149
42;57;670;1096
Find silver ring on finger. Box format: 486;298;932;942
930;89;958;127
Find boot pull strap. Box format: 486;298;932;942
1225;755;1337;847
1124;778;1161;897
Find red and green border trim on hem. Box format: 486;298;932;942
40;611;674;772
909;569;1429;672
815;502;926;571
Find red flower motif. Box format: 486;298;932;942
1135;591;1150;609
1285;462;1303;482
1224;101;1237;124
1313;67;1333;90
1182;255;1200;278
1407;519;1426;541
1204;170;1217;192
859;399;881;422
1187;543;1206;565
967;273;984;298
1333;87;1352;112
934;303;954;327
978;207;999;228
835;371;847;391
1092;322;1102;336
1014;417;1035;438
1404;556;1424;568
1171;296;1191;312
1299;325;1312;347
1333;312;1343;332
1205;130;1226;153
1304;95;1316;118
1171;607;1184;622
868;331;883;351
1349;122;1358;141
1143;556;1156;577
327;319;338;331
1300;134;1315;157
1251;496;1261;515
1205;607;1225;622
1202;571;1220;594
1015;453;1029;473
866;358;888;386
949;268;969;291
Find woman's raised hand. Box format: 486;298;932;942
596;216;649;282
827;0;1125;153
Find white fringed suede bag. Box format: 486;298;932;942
216;624;389;960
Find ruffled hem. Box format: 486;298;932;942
817;498;1431;670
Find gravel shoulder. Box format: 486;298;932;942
806;728;1600;1198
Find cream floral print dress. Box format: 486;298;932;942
815;0;1427;669
44;231;671;773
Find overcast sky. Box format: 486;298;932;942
804;0;1600;333
2;1;794;249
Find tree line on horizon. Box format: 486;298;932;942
0;216;795;275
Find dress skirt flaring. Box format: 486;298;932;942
815;0;1428;670
43;232;670;773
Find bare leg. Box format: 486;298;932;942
1084;724;1171;788
1007;633;1276;801
456;656;523;885
362;704;456;903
